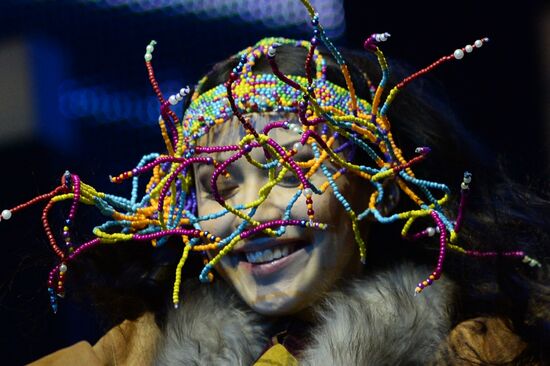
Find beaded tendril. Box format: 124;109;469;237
1;0;541;312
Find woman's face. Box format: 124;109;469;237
194;113;364;316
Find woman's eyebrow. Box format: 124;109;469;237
196;148;235;162
279;139;304;150
194;162;215;175
284;142;315;156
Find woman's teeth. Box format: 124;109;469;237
245;245;291;264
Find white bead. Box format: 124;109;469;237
426;227;435;237
180;86;190;96
460;182;469;190
474;40;483;48
146;45;154;53
144;54;152;62
176;94;183;101
293;142;301;151
1;209;11;220
267;46;277;57
375;32;390;42
60;264;68;273
522;256;531;263
463;176;472;184
303;188;313;196
465;45;473;53
169;95;178;105
453;49;465;60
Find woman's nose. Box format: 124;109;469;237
228;178;285;232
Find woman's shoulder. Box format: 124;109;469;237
27;341;101;366
435;316;529;365
29;312;160;366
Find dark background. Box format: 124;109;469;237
0;1;547;364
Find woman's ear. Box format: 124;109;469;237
376;178;400;216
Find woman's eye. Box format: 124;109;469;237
211;178;239;198
322;161;339;175
198;175;239;199
216;184;238;198
278;171;301;188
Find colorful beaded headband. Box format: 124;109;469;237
1;0;540;312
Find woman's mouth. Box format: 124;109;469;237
235;239;311;276
241;240;308;263
245;244;291;264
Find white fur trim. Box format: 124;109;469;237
154;262;455;365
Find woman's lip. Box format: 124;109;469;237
232;238;307;254
239;243;313;277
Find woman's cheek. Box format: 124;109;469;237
197;201;235;238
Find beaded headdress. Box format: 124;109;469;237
1;0;540;312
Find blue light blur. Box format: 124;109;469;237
58;80;185;126
82;0;346;37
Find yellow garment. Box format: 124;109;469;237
28;312;160;366
27;341;102;366
254;344;299;366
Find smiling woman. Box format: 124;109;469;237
11;1;550;365
195;113;363;315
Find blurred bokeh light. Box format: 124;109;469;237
81;0;346;37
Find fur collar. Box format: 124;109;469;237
154;262;456;365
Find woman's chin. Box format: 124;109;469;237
244;292;311;316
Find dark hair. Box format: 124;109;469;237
71;41;550;360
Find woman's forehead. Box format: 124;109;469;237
202;112;301;146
